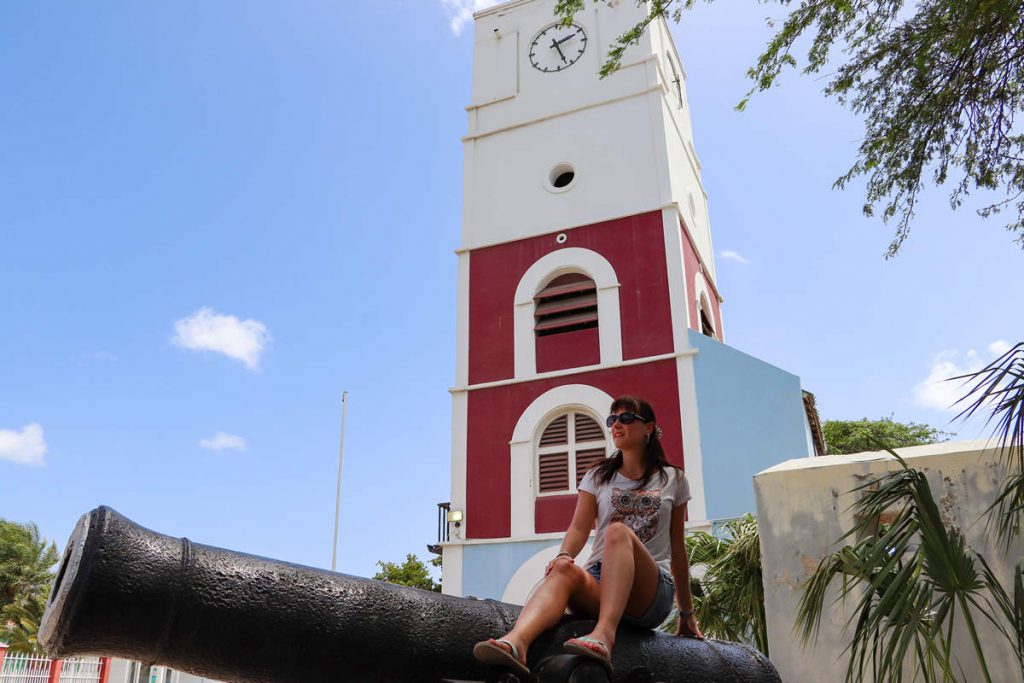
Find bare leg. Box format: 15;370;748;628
492;562;600;665
585;522;660;651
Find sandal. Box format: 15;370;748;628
563;636;613;669
473;638;530;676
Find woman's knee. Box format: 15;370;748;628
604;522;636;546
547;560;586;586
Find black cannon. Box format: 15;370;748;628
40;507;780;683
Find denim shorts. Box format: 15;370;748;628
585;561;676;629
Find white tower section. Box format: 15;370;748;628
463;0;715;280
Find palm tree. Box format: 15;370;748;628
0;520;60;655
1;596;49;655
795;449;1024;683
664;515;768;654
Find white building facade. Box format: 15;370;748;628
441;0;817;603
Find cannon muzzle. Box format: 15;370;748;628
41;506;780;683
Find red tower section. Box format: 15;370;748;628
462;209;720;539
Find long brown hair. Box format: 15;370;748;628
590;396;677;489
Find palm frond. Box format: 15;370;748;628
0;591;50;655
0;520;59;655
679;514;767;653
951;342;1024;547
796;445;1003;682
976;555;1024;672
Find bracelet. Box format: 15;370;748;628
555;552;574;561
678;609;694;617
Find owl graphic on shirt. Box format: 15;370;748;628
610;487;662;543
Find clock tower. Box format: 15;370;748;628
440;0;816;602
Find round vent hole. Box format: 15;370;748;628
547;163;577;191
553;171;575;188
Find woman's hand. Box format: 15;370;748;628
545;554;574;576
675;612;704;639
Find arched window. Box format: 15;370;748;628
533;273;598;337
692;271;718;340
699;293;716;339
537;411;608;494
512;248;622;378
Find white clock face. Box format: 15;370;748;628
529;23;587;73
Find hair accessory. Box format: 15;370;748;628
655;426;664;440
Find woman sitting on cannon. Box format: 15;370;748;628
473;396;704;675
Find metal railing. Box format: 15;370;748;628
0;654;102;683
0;654;50;683
56;659;102;683
436;501;451;544
428;501;451;555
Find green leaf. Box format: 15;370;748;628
372;553;442;592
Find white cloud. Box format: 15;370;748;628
0;423;47;466
719;250;750;264
914;344;1004;412
172;308;270;371
441;0;502;35
990;339;1011;356
199;432;247;452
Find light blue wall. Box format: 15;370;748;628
462;539;559;600
689;330;811;521
459;336;811;598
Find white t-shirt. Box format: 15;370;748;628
578;465;691;573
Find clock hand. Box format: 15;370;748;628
555;34;575;46
550;39;567;63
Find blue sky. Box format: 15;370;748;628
2;1;1021;580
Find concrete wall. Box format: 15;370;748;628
689;330;811;521
755;441;1021;683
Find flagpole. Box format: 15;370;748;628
331;391;348;571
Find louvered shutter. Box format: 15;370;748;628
574;414;604;443
540;415;569;446
539;452;570;492
700;308;716;337
534;274;599;336
537;412;607;494
575;448;607;485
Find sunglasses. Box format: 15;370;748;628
605;412;649;428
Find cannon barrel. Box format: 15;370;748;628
41;506;780;683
